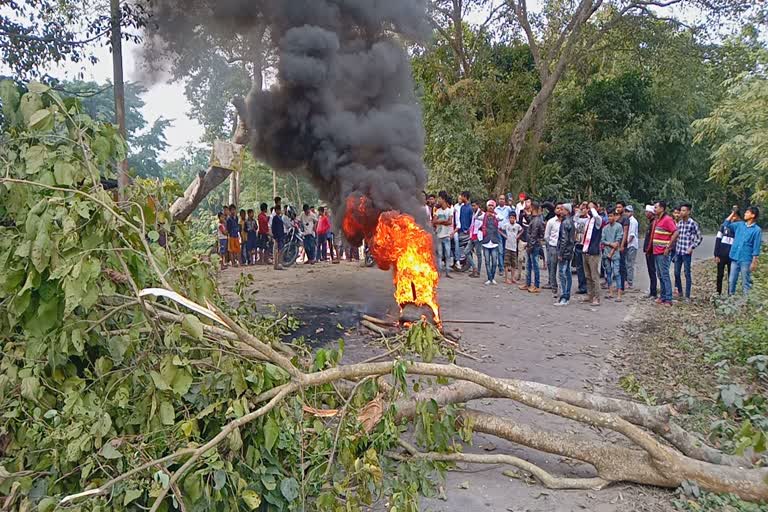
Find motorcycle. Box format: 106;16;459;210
280;219;304;268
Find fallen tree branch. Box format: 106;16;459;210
388;439;609;491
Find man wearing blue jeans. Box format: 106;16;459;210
521;202;544;292
724;206;762;296
495;195;512;270
555;204;575;306
674;203;702;300
651;201;679;305
433;194;454;278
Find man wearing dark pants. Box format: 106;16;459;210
714;209;738;295
616;201;630;293
643;205;657;298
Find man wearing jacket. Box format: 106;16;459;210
521;202;545;293
555;204;576;306
714;208;739;295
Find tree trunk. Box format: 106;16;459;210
111;0;129;203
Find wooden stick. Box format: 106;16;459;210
362;314;395;327
361;320;389;336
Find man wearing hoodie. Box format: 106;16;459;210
555;203;575;306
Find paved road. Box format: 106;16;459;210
223;250;688;511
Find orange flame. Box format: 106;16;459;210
342;196;440;324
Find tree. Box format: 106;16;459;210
55;80;170;179
0;0;145;80
487;0;764;195
693;75;768;201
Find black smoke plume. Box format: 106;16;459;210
141;0;431;241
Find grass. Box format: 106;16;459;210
620;257;768;511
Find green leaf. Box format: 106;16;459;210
242;490;262;510
31;226;51;273
159;400;175;425
25;145;47;175
53;161;75;186
264;416;279;453
20;376;40;401
150;370;171;391
29;108;53;131
280;477;300;502
213;469;226;491
37;497;57;512
123;488;142;506
171;368;193;396
181;314;204;341
148;230;160;242
100;442;123;460
20;92;43;124
27;82;50;94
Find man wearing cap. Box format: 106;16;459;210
625;205;639;289
515;193;527;219
643;205;658;298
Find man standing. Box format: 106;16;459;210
652;201;679;306
316;207;331;262
466;200;485;278
625;205;639;289
573;202;589;294
300;204;319;264
673;203;703;301
456;191;473;270
544;203;562;295
433;194;454;278
714;208;739;295
271;204;285;270
724;206;762;296
602;208;624;302
495;195;512;271
521;201;544;293
581;202;603;306
615;201;630;293
555;204;575;306
643;205;658;298
515;193;527;219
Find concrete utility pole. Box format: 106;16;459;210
111;0;129;201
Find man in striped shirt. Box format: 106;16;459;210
652;201;679;305
674;203;703;301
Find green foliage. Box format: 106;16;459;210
673;490;768;511
693;75;768;201
0;81;459;512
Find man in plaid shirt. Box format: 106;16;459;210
674;203;703;300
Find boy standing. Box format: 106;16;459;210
433;195;454;278
501;211;522;284
239;209;249;265
226;205;241;267
217;211;228;270
257;203;270;264
271;204;285;270
674;203;702;301
601;208;624;301
245;209;258;265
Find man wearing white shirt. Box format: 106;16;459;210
625;205;640;289
544;204;562;294
515;192;527;219
494;195;512;271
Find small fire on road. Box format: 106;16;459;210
343;196;441;326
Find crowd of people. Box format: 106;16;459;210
424;191;763;306
216;197;347;271
214;191;762;306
